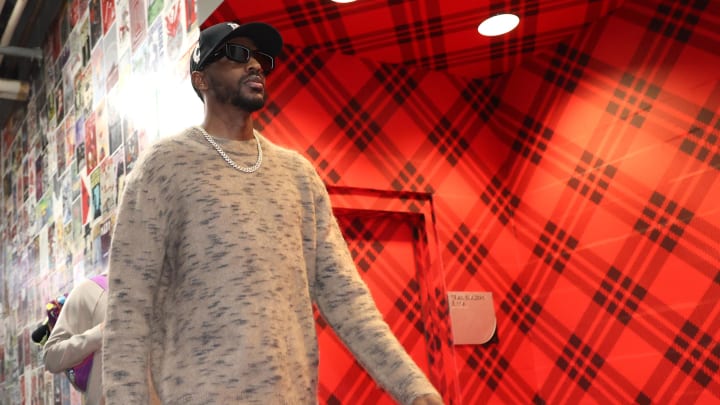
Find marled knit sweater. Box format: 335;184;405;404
102;127;440;405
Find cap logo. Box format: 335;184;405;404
227;22;239;29
192;46;200;63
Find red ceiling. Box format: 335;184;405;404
204;0;629;79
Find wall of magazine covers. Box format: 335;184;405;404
0;0;718;404
0;0;202;402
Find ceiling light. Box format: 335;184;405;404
478;14;520;37
331;0;357;3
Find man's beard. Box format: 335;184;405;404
208;75;265;112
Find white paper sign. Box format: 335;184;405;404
448;291;497;345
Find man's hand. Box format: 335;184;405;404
411;393;444;405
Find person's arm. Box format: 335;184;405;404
412;394;444;405
306;166;442;405
102;152;170;404
43;280;103;373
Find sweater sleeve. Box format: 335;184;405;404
43;280;104;373
307;169;440;405
102;154;171;404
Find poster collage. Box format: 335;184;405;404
0;0;201;403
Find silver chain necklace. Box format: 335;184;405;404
195;126;262;173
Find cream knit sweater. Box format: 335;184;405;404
102;128;440;405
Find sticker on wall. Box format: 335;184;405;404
102;0;116;34
130;0;148;51
448;291;497;345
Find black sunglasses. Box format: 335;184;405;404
202;43;275;74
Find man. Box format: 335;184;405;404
102;21;444;405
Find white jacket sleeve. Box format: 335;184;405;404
43;279;105;373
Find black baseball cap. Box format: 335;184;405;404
190;22;283;73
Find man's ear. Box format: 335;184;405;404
191;71;208;92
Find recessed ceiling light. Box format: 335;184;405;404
478;14;520;37
331;0;357;3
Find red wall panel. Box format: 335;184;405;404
250;0;720;403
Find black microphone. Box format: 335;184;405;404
31;322;50;344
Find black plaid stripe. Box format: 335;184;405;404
480;176;520;225
275;45;346;113
501;283;543;335
512;116;554;165
255;101;281;132
593;267;648;324
567;151;618;204
490;31;538;58
460;79;501;123
340;216;384;273
556;334;605;391
326;394;341;405
283;46;327;86
446;223;489;277
390;162;433;193
464;345;510;391
606;73;661;128
375;63;419;100
633;191;695;252
334;99;380;152
392;2;449;71
544;42;590;92
408;195;430;215
431;288;456;361
679;108;720;171
532;221;579;273
487;1;537;70
313;305;328;330
285;2;347;50
305;146;341;183
394;279;425;334
426;117;470;167
664;321;719;387
648;0;709;42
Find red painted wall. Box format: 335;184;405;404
258;1;719;403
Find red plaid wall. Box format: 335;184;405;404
213;0;720;403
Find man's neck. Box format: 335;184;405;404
202;105;255;141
